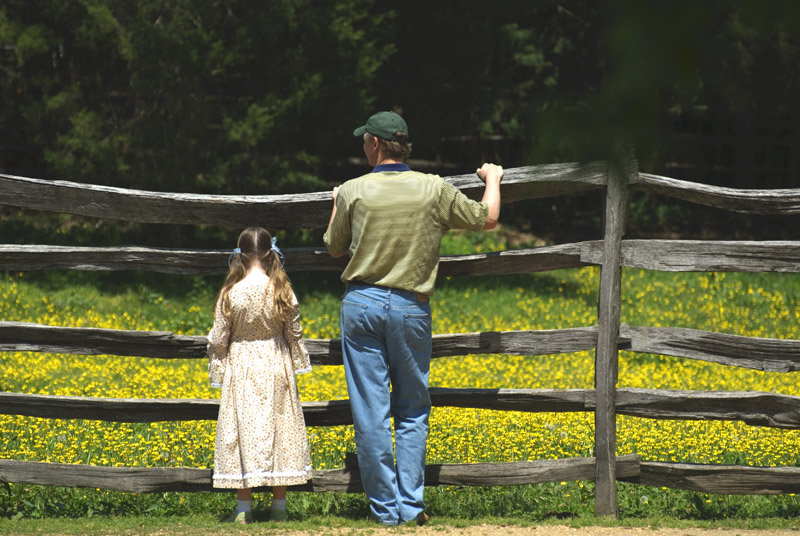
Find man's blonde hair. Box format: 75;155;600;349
365;132;412;161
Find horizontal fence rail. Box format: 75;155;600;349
0;389;590;425
0;391;351;426
623;325;800;373
3;240;799;276
625;461;800;495
4;167;800;230
5;387;800;429
0;162;608;229
4;321;799;372
0;243;590;276
614;389;800;429
614;240;800;273
6;456;799;496
0;321;599;363
0;455;640;494
633;173;800;215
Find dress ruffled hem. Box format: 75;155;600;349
212;466;313;488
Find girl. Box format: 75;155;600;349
207;227;312;524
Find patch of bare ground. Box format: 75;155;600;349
283;526;800;536
14;522;800;536
198;525;800;536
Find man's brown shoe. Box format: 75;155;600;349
416;512;430;526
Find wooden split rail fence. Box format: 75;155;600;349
2;160;800;516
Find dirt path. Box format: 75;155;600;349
306;526;799;536
194;524;800;536
9;524;800;536
7;520;800;536
416;526;800;535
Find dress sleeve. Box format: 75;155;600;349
207;297;231;388
283;291;312;375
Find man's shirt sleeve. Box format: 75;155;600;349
323;190;352;256
438;181;489;231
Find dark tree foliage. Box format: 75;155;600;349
1;1;798;246
526;0;800;183
368;1;608;170
0;0;393;194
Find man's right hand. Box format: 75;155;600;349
476;163;503;230
476;163;504;183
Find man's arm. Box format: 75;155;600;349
325;186;346;258
476;163;503;229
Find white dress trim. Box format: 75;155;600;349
213;465;313;480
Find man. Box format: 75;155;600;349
323;110;503;526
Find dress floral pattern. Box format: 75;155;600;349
207;273;312;488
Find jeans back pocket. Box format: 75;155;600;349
342;300;369;337
403;312;432;352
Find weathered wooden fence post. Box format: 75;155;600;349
594;142;636;516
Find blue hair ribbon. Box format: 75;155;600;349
227;247;242;268
270;237;284;265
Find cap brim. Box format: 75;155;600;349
353;125;367;137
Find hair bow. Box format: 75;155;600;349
270;237;284;265
227;247;242;268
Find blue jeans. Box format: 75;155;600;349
340;283;432;525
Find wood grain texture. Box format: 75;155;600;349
0;454;639;493
0;389;593;424
0;163;606;229
9;388;794;429
437;242;591;276
445;161;608;203
4;319;798;377
633;173;800;215
614;388;800;429
622;461;800;495
0;243;590;275
7;457;796;495
613;240;800;273
0;321;206;360
0;391;352;426
622;325;800;372
0;321;599;363
424;454;640;487
593;152;636;516
0;245;348;274
3;240;797;275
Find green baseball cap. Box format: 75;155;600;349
353;111;409;142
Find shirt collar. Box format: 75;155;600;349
371;163;411;173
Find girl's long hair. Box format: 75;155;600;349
213;227;294;320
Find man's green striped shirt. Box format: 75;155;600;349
323;169;488;296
